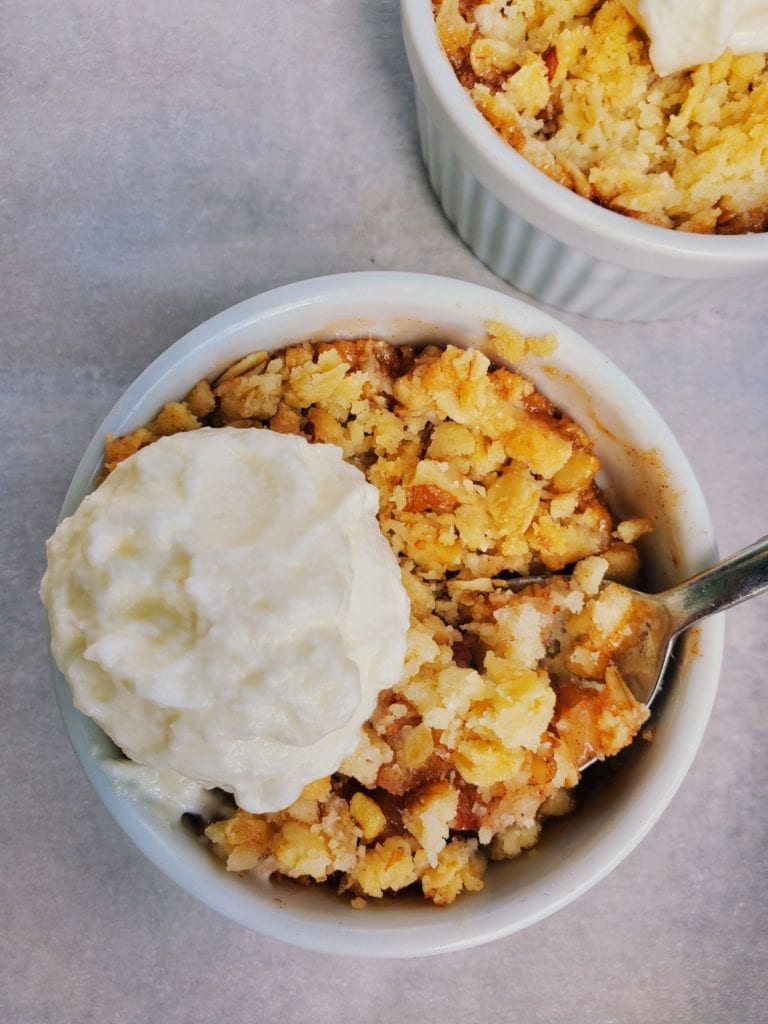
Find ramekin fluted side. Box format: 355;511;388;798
415;97;742;320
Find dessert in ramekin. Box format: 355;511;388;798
402;1;768;319
46;273;723;955
91;333;653;907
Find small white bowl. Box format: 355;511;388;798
401;1;768;321
51;272;723;956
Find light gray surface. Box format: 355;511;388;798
2;2;767;1021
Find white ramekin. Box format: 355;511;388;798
401;1;768;321
50;272;723;957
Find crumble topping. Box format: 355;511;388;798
433;0;768;233
106;332;653;905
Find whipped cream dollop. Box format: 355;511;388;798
621;0;768;76
41;427;410;813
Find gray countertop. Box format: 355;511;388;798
3;2;767;1021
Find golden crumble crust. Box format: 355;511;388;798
106;333;652;905
433;0;768;233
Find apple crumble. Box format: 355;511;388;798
105;330;652;905
434;0;768;232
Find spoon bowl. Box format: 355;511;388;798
619;533;768;704
509;534;768;711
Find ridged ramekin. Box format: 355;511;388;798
401;1;768;321
49;272;723;956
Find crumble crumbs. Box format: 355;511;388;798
106;333;652;905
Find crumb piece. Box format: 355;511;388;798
420;838;486;905
349;792;387;842
402;780;459;867
615;517;654;544
489;821;541;861
151;401;201;436
347;837;419;899
185;379;216;418
486;320;557;362
572;555;609;597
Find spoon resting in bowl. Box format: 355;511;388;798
506;534;768;710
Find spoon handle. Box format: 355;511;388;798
662;534;768;635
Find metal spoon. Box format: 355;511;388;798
510;534;768;709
